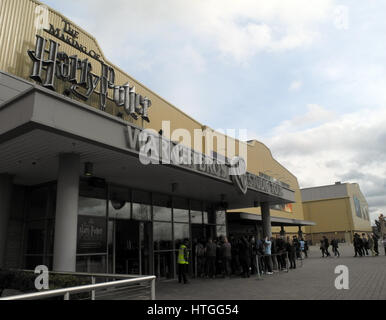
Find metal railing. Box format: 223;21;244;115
0;271;156;301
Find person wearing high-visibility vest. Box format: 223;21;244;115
177;239;190;284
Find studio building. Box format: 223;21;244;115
0;0;314;279
302;182;372;244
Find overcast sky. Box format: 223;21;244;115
42;0;386;224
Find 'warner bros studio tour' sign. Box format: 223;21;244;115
27;19;152;122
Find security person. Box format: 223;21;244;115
177;239;190;284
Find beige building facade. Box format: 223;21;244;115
302;182;372;244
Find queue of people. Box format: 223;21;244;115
177;232;386;284
353;233;382;257
187;235;308;281
318;233;385;258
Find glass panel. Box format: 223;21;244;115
154;252;174;279
153;206;172;222
153;222;172;250
132;190;151;221
78;197;106;217
173;208;189;223
140;222;152;275
191;224;205;242
76;255;107;273
207;210;215;224
216;210;226;225
173;196;189;223
25;220;45;254
109;202;131;220
133;203;151;221
216;225;227;238
203;211;208;224
174;223;190;249
79;179;107;199
45;219;55;255
47;185;56;219
205;225;216;240
115;220;140;274
27;187;48;220
190;210;202;224
109;187;131;220
190;200;202;212
107;221;114;273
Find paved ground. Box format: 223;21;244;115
156;244;386;300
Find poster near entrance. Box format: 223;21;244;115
77;215;107;254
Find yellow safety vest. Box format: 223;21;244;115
178;245;189;264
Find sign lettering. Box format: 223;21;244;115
28;19;152;122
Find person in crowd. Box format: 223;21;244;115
361;233;369;256
300;238;308;258
286;237;296;269
292;236;301;259
367;233;375;257
320;239;326;257
196;239;206;277
270;237;278;271
250;236;258;275
299;238;305;259
383;235;386;256
230;236;241;276
177;239;190;284
205;238;217;279
264;236;273;275
331;238;340;257
304;239;309;258
277;236;287;270
215;238;223;276
275;236;282;269
323;236;331;257
372;233;379;256
256;237;265;275
221;237;232;278
353;233;363;257
239;236;251;278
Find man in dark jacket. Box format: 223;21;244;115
331;238;340;257
239;236;251;278
361;233;369;256
372;233;379;256
286;237;296;269
220;237;232;277
323;236;331;257
353;233;362;257
205;238;217;279
292;236;301;259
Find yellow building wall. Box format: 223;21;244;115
346;184;372;232
303;198;351;233
303;193;372;243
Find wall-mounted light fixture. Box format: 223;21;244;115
84;162;94;177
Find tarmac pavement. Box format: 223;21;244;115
155;244;386;300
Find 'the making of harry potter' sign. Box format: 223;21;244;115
27;20;152;122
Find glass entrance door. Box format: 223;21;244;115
115;220;140;274
111;219;152;275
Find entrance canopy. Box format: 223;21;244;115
0;72;295;210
